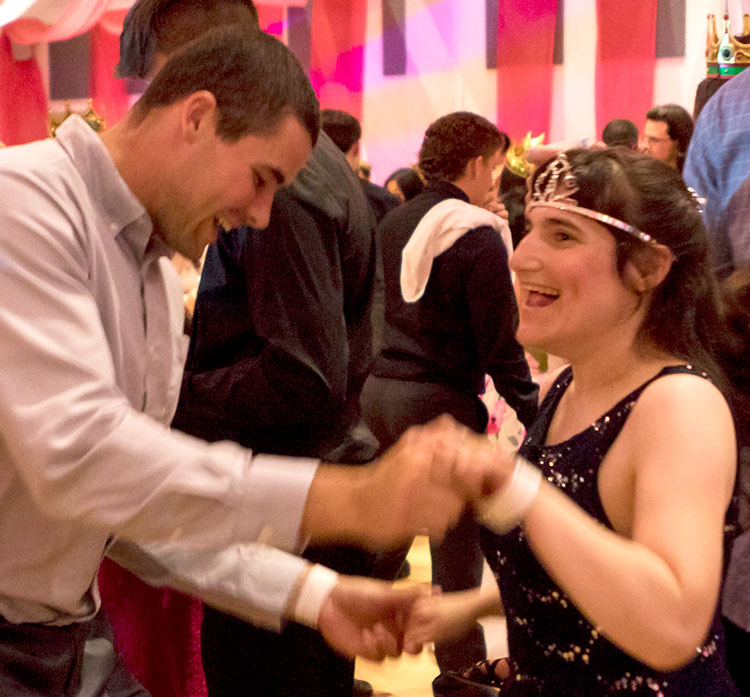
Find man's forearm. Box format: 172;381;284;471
301;463;374;547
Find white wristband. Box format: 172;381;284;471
476;455;543;533
292;564;339;629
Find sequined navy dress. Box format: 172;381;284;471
480;365;739;697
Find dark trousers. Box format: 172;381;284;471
0;612;148;697
361;375;488;674
202;544;374;697
724;617;750;696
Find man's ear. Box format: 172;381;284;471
624;243;674;294
180;91;218;143
464;155;482;181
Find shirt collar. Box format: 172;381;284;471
55;116;169;261
426;179;471;203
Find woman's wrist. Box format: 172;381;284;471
476;455;543;533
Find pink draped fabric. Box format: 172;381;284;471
0;32;47;145
5;0;112;44
595;0;658;137
496;0;558;142
90;10;131;128
309;0;367;121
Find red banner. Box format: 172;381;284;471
0;33;47;146
309;0;367;121
595;0;658;136
90;15;131;129
496;0;558;142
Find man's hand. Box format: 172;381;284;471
484;199;509;220
303;415;511;550
317;576;425;660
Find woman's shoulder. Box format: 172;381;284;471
638;364;727;409
624;365;735;469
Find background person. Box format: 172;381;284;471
641;103;693;173
683;65;750;278
385;167;426;203
362;111;538;695
601;118;639;149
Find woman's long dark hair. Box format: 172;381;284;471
530;148;727;389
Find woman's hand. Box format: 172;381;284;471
404;585;503;653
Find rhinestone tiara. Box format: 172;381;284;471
526;152;657;246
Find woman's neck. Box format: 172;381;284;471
566;339;676;399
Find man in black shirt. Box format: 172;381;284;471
362;111;538;692
173;129;379;697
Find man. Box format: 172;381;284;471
640;103;693;173
601;118;639;149
0;28;501;696
361;111;539;695
684;66;750;697
114;3;379;696
319;108;400;359
683;66;750;278
320;108;401;225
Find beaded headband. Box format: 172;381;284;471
526;153;658;246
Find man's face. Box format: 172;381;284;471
159;113;312;262
641;119;678;169
467;149;503;206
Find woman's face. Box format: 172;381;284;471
510;206;643;359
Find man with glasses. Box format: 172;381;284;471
640;103;694;174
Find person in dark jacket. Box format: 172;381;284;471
320;108;400;225
171;128;380;697
362;111;538;694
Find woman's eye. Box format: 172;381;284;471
553;231;571;242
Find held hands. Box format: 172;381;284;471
403;586;485;653
304;415;521;552
357;415;512;549
316;575;504;661
317;575;425;660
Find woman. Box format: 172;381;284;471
406;148;739;696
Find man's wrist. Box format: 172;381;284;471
303;463;372;547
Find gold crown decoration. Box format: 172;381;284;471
49;100;106;138
706;13;750;78
506;131;545;178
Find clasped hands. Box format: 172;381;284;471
310;415;516;660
